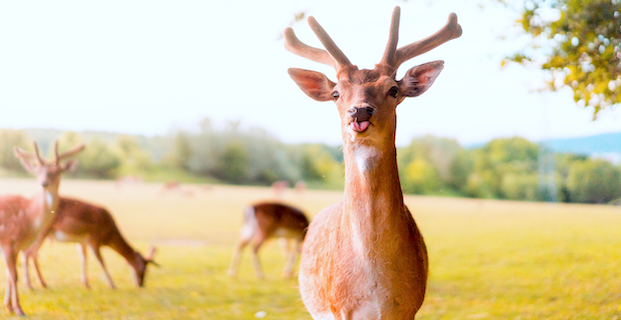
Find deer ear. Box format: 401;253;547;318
399;60;444;97
288;68;336;102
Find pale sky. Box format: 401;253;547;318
1;0;620;146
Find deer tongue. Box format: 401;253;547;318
351;121;370;133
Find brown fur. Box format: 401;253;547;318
285;7;461;319
228;202;309;279
0;141;84;316
23;197;156;289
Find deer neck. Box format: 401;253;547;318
30;186;60;231
341;129;405;238
108;234;139;266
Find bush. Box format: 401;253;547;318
74;138;122;179
402;158;441;194
566;159;621;204
501;173;540;201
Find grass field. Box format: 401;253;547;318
0;178;620;319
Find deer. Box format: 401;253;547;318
284;6;462;319
0;140;84;316
22;197;158;290
228;202;309;279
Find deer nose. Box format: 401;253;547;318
347;106;375;122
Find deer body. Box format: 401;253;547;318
285;6;461;319
228;202;309;279
300;140;427;319
24;197;157;289
0;141;84;316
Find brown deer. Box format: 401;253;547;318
0;140;84;316
23;197;158;290
228;202;309;279
284;6;461;319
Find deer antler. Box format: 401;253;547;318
13;142;44;165
284;17;352;71
146;246;159;266
380;7;462;72
55;141;85;162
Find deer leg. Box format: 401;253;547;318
3;273;11;315
282;239;302;278
228;237;251;278
251;235;266;279
91;246;116;289
78;243;90;289
32;253;47;288
280;239;293;278
2;247;24;316
22;251;33;290
24;246;47;289
279;238;290;258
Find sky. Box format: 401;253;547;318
1;0;620;147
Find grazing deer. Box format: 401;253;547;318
284;6;461;319
228;202;309;279
23;197;158;290
159;180;194;197
271;180;290;198
0;141;84;316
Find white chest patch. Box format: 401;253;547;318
54;231;69;241
354;145;378;174
45;191;54;207
54;231;82;242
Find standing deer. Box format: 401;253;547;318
23;197;158;290
0;141;84;316
284;6;461;319
228;202;309;279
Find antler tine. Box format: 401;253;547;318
54;140;60;163
146;246;159;266
13;146;34;161
380;7;401;68
394;12;462;69
56;143;85;161
307;17;352;70
284;27;338;70
33;141;45;165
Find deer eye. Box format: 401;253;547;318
332;91;340;100
387;86;399;98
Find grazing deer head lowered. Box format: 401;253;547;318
285;6;461;319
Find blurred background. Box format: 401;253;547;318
1;0;620;204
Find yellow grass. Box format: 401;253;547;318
0;178;620;319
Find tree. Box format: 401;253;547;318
566;158;621;203
74;138;122;179
447;150;474;192
115;135;153;175
216;141;250;184
402;158;442;195
507;0;621;115
162;131;193;171
398;135;463;193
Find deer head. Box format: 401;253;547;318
285;7;462;148
132;246;158;287
13;141;85;192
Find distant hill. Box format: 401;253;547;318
544;132;621;155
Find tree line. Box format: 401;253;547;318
1;122;620;204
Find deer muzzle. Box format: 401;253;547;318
348;106;375;133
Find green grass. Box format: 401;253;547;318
0;178;620;319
